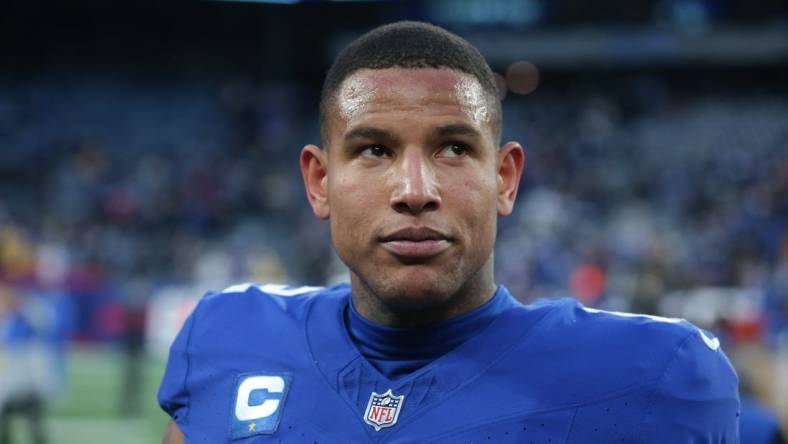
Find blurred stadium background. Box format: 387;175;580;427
0;0;786;442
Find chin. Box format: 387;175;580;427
368;267;460;311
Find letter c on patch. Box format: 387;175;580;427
235;375;284;421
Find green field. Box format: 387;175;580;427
7;346;169;444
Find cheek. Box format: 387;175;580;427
452;170;499;242
328;171;379;245
455;169;498;213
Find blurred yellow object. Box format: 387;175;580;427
0;225;35;280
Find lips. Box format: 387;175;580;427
379;227;451;259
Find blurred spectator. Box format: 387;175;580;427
118;278;148;417
0;284;53;444
740;374;787;444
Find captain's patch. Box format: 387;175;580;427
230;373;291;440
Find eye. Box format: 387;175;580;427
437;142;469;158
360;145;391;158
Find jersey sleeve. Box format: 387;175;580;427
157;299;201;428
646;327;740;442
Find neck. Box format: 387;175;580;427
350;257;497;328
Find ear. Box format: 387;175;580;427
496;141;525;216
300;144;330;219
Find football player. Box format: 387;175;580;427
159;21;739;443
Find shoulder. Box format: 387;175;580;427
157;283;351;437
569;302;737;388
512;298;739;438
512;297;738;397
196;282;348;321
185;282;350;347
526;297;724;359
519;297;704;353
569;299;738;433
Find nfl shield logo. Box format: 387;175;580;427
363;389;405;431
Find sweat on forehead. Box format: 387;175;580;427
321;68;501;146
318;21;502;146
337;68;491;124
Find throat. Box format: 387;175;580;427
349;267;498;328
344;286;514;380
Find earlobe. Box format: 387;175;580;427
496;141;525;216
300;144;330;219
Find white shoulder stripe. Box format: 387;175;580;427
258;284;324;296
698;329;721;351
582;306;720;351
581;306;682;324
220;283;324;297
222;283;254;293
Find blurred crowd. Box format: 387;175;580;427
499;80;788;334
0;71;786;345
0;67;786;441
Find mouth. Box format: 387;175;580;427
379;227;452;259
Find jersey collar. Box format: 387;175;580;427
305;284;551;433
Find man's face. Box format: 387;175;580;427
302;68;522;312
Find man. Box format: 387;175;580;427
0;284;52;444
159;21;740;443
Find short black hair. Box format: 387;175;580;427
319;21;502;146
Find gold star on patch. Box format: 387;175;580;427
248;422;256;432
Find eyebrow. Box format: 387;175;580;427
343;127;401;145
344;124;482;145
430;123;483;140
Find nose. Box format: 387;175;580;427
390;148;441;215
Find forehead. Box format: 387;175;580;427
331;68;491;135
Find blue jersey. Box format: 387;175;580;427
158;283;740;443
